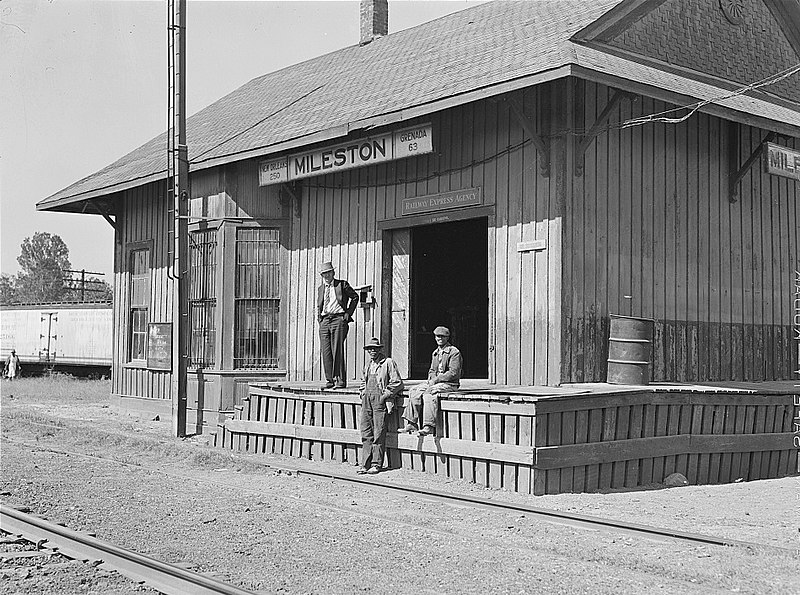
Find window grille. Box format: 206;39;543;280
129;248;150;361
189;229;217;367
234;228;280;369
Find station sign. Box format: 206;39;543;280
766;142;800;182
401;187;482;217
259;123;433;186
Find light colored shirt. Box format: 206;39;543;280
322;283;345;315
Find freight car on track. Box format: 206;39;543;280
0;302;112;377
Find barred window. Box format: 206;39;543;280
189;229;217;367
234;228;280;369
128;248;150;361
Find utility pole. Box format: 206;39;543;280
169;0;188;437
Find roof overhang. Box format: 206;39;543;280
37;56;800;214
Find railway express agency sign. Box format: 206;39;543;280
259;123;433;186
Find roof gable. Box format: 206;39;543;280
574;0;800;103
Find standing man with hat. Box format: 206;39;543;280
3;349;21;380
400;326;462;436
357;337;404;474
317;261;359;389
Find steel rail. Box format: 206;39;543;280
0;504;255;595
284;466;788;551
3;433;792;554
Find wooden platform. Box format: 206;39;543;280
215;380;799;495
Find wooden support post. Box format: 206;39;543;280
729;129;776;203
574;89;636;177
506;96;550;177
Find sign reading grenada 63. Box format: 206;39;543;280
259;123;433;186
766;142;800;182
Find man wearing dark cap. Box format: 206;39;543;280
357;337;404;474
400;326;462;436
317;261;359;389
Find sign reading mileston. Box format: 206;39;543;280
259;123;433;186
765;142;800;182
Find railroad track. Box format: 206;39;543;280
0;504;255;595
3;428;793;555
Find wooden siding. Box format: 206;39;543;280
563;80;800;383
113;180;173;402
286;84;563;386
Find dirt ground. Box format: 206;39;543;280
1;376;798;594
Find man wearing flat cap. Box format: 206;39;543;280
401;326;462;436
357;337;404;474
317;261;359;389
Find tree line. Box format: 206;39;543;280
1;232;112;304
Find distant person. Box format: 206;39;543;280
317;261;359;389
357;337;404;475
400;326;462;436
3;349;21;380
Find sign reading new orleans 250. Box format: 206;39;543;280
258;123;432;186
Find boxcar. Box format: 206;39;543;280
0;302;113;375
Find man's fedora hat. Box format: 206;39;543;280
433;326;450;337
363;337;384;350
319;261;335;274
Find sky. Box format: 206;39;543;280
0;0;487;279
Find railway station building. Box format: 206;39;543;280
37;0;799;493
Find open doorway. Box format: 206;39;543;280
410;217;488;379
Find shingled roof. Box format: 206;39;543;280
38;0;800;212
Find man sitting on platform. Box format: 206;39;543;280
358;337;404;475
400;326;462;437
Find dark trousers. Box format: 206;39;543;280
360;391;387;468
319;315;349;382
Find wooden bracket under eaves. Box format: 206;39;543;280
574;89;636;177
505;97;550;178
728;124;776;203
279;182;302;218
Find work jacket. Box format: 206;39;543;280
317;279;359;322
427;344;462;387
359;355;404;402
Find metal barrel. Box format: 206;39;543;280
606;315;655;385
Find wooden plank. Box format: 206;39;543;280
572;409;589;493
639;404;656;485
651;404;668;483
474;413;489;487
534;432;794;469
584;408;603;491
624;404;643;487
441;400;537;416
532;412;546;495
708;405;727;483
504;414;518;490
612;406;630;488
662;404;680;478
546;411;561;494
488;414;503;488
599;407;616;490
559;410;576;493
750;404;767;480
518;415;533;494
251;387;362;404
460;412;475;482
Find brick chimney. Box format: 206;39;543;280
360;0;388;45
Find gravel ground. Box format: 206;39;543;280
1;377;799;594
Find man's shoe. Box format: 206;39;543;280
366;466;381;475
418;426;436;437
321;381;335;389
334;380;347;389
356;466;369;475
399;423;418;434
